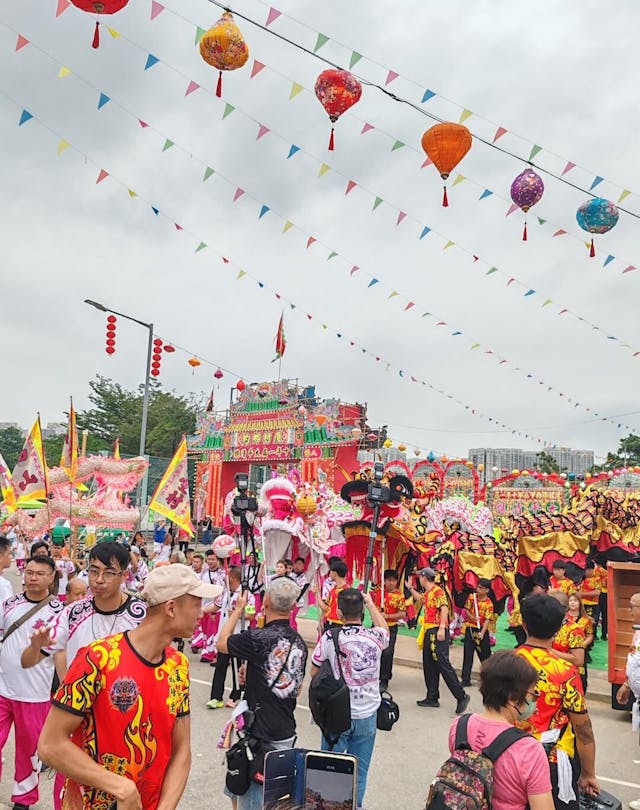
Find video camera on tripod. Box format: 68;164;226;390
231;473;258;521
366;461;392;506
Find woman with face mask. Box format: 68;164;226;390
447;650;554;810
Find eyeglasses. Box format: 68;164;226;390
87;567;124;580
527;689;541;700
24;570;50;578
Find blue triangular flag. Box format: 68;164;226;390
287;144;300;159
18;109;33;126
144;53;159;70
603;254;615;267
524;289;536;296
151;206;159;215
98;92;110;109
452;331;462;336
368;278;379;288
421;89;435;103
479;189;493;200
590;176;603;191
258;282;264;288
258;205;270;219
419;226;431;240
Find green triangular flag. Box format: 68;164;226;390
162;138;174;152
195;242;206;253
195;26;206;45
327;251;338;260
391;140;405;152
373;197;383;211
223;103;235;119
203;166;214;182
486;267;498;275
314;33;329;52
349;51;362;69
529;144;542;160
537;217;546;226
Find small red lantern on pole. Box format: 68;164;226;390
151;337;163;377
105;314;116;355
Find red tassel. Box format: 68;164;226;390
522;221;528;241
328;127;335;151
589;237;595;258
216;71;222;98
92;19;100;49
442;185;449;207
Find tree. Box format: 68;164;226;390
597;434;640;471
0;426;25;468
535;451;561;474
77;376;199;458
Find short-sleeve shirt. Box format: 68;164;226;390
324;585;347;624
449;715;551;810
312;624;389;719
582;575;601;605
53;631;189;810
515;644;586;761
227;619;307;742
54;558;76;596
462;595;495;632
153;543;172;563
553;618;586;654
371;588;406;627
0;593;64;701
423;585;448;628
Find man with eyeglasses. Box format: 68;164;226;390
0;554;64;810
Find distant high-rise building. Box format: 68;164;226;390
42;422;67;439
468;447;594;480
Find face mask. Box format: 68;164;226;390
515;698;537;721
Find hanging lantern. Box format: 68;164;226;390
427;451;436;462
188;357;201;368
163;344;175;353
236;379;246;392
383;439;393;448
70;0;130;48
351;427;362;439
512;469;520;476
440;455;448;463
414;448;421;456
477;463;484;472
421;123;472;206
510;168;544;241
199;11;249;98
214;368;224;380
151;337;163;377
296;492;317;517
398;444;407;452
314;69;362;151
105;314;116;355
576;198;619;257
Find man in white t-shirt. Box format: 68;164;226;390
51;541;76;602
153;533;173;564
311;588;389;809
0;554;64;808
0;535;14;606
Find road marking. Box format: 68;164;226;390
597;775;640;790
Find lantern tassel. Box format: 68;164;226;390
92;19;100;49
589;237;595;258
442;185;449;207
522;221;528;241
216;71;222;98
328;127;335;151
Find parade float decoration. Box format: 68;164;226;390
314;69;363;150
421;122;472;206
199;11;249;97
70;0;130;48
576;197;619;257
486;469;568;521
510;167;545;240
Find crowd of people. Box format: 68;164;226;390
0;523;633;810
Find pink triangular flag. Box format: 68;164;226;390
385;70;399;85
307;237;316;249
405;301;415;311
553;229;567;237
175;223;183;230
185;80;200;96
506;278;515;286
506;202;519;216
421;156;433;168
222;258;229;264
150;1;164;20
622;265;636;274
266;7;281;25
361;122;374;135
350;265;359;276
139;119;149;128
345;180;357;195
15;35;29;51
233;187;245;202
96;169;109;184
493;126;507;142
56;0;70;16
251;60;265;79
256;124;270;140
562;161;576;175
396;211;407;226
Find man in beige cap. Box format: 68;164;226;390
38;564;222;810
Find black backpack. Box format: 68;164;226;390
308;627;351;749
377;690;400;731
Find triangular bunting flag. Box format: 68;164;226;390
459;108;472;123
58;65;71;78
471;343;481;349
388;291;399;299
203;166;214;181
283;221;293;233
327;251;338;260
485;267;498;275
266;7;282;26
542;299;552;307
396;211;407;226
622;265;636;274
128;189;137;197
259;205;270;219
138;119;149;128
195;242;207;252
553;229;567;237
405;302;415;311
174;223;182;230
562;161;576;175
97;92;111;109
287;144;300;159
419;226;431;240
350;266;359;275
314;33;329;52
421;89;435;103
619;189;631;202
237;270;246;280
452;174;466;187
195;26;206;44
289;82;304;99
57;139;70;155
361;122;374;134
529;144;542;160
233;187;245;202
185;80;200;96
345;180;357;195
150;0;164;19
306;237;316;248
524;289;535;297
603;254;615;267
385;70;399;85
151;206;159;215
15;35;29;51
373;196;383;210
144;53;159;70
479;189;493;200
368;278;379;287
56;0;70;16
493;126;507;142
537;217;546;225
106;26;120;38
506;202;519;216
251;60;265;79
391;140;405;151
590;176;604;191
421;157;433;168
350;52;362;69
96;169;109;184
256;124;270;140
223;103;235;119
443;240;455;250
18;109;33;126
318;163;330;177
162;138;174;151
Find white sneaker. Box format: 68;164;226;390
628;800;640;810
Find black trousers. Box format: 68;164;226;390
380;625;398;684
598;592;608;639
422;627;465;701
549;756;579;810
584;602;600;638
461;627;491;682
210;653;242;701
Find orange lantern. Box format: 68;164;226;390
421;123;472;207
315;414;327;427
199;11;249;98
188;357;201;369
398;444;407;452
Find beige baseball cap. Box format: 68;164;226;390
141;563;223;606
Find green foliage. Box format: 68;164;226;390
598;434;640;470
535;451;561;474
0;426;25;468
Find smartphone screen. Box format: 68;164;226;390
304;752;357;809
263;749;297;810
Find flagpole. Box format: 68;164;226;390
38;412;53;538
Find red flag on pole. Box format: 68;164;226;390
274;313;286;360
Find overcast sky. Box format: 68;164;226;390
2;0;639;462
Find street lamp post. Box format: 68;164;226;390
85;299;154;514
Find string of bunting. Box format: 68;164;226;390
6;39;640;429
10;20;640;364
6;88;631;449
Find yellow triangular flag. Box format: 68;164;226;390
128;189;137;198
452;174;466;186
318;163;330;178
619;189;631;203
289;82;304;100
443;240;455;250
58;65;71;78
237;270;246;279
283;221;294;233
57;139;70;154
459;108;473;124
388;291;399;299
106;26;120;38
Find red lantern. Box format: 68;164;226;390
106;346;115;355
314;69;362;151
69;0;130;48
214;368;224;380
151;337;163;377
163;344;175;353
151;369;160;377
236;379;246;392
105;314;117;355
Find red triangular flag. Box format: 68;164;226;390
96;169;109;184
139;119;149;128
56;0;70;16
174;223;183;230
421;156;433;168
15;35;29;51
266;7;281;25
345;180;356;195
251;60;265;79
307;237;316;249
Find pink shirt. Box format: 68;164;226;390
448;715;551;810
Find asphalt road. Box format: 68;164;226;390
1;648;639;810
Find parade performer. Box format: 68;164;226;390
460;578;495;686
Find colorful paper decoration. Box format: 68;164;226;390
314;69;362;150
510;168;544;241
199;11;249;98
69;0;129;48
576;198;619;257
421;123;472;206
